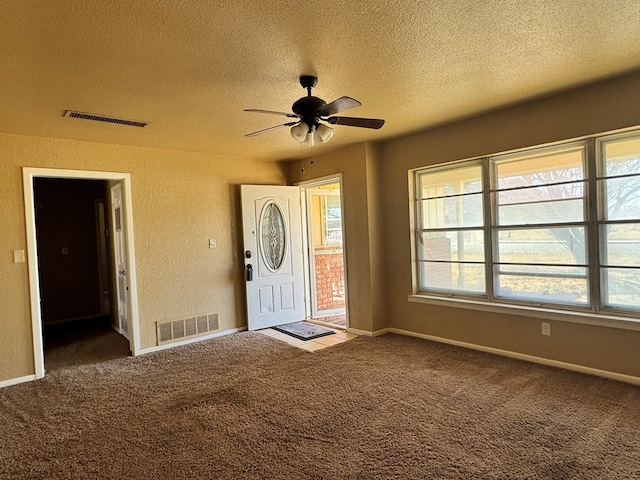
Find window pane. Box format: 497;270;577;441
416;163;485;296
602;267;640;309
599;133;640;312
599;177;640;221
260;202;286;271
498;194;584;225
325;197;341;227
420;194;483;228
601;224;640;267
496;148;584;190
496;227;586;265
498;264;587;277
419;261;485;293
418;165;482;199
496;265;588;305
417;231;484;262
603;137;640;177
498;182;584;206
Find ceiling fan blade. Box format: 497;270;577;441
245;121;299;137
318;96;362;116
327;116;385;129
244;108;299;118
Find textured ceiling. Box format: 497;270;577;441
1;0;639;161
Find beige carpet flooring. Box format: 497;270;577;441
43;317;130;370
2;332;640;479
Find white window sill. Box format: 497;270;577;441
408;294;640;332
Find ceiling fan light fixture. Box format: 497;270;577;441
245;75;385;142
290;122;309;142
302;130;316;147
316;123;335;143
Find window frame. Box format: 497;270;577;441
595;130;640;315
489;140;591;310
410;128;640;324
413;160;486;296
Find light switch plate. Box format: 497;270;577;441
209;239;217;249
13;249;25;263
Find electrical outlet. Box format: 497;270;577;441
541;322;551;336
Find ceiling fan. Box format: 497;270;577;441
244;75;385;146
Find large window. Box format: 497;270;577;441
413;129;640;317
599;133;640;310
493;144;588;306
416;164;485;294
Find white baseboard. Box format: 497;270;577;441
138;326;246;355
0;374;37;389
387;328;640;386
347;327;390;337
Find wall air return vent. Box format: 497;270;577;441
157;313;220;345
64;110;148;128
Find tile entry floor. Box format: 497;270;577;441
257;326;358;351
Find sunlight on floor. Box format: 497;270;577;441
257;327;358;351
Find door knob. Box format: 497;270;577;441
246;264;253;282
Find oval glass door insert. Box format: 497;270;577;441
260;201;286;271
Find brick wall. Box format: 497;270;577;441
314;246;345;311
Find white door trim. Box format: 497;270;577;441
296;174;349;327
305;187;344;318
22;167;141;379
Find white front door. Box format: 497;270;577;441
241;185;305;330
111;184;129;339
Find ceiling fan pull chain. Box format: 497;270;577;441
300;143;305;173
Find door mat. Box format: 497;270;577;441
272;322;336;341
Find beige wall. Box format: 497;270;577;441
364;143;387;332
288;143;385;333
379;70;640;377
4;71;640;385
0;133;286;382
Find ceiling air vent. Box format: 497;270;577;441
64;110;148;128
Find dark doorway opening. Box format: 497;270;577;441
33;178;128;369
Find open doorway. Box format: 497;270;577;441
23;168;140;379
301;176;348;328
33;178;130;370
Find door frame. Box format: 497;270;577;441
297;174;349;327
23;167;140;379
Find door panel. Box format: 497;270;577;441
241;185;305;330
111;184;129;339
